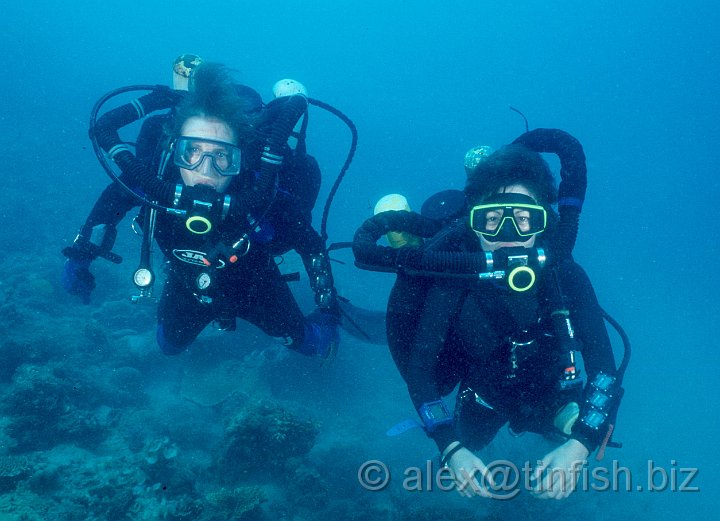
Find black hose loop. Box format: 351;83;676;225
308;98;359;245
512;128;587;259
89;85;172;212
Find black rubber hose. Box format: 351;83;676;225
353;211;493;273
239;94;309;219
512;128;587;258
600;307;631;384
513;128;587;203
400;248;488;273
93;93;177;203
352;211;408;270
308;98;359;245
89;85;178;212
265;94;308;146
113;152;176;203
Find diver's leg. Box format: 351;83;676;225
236;263;305;346
156;275;212;355
238;263;334;357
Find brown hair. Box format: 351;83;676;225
169;63;253;144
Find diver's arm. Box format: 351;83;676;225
62;178;141;267
567;263;616;375
83;181;140;230
405;282;465;451
275;148;336;308
442;441;497;498
72;111;168;258
564;262;619;452
61;181;139;301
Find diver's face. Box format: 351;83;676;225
475;184;539;252
177;117;237;193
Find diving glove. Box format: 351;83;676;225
299;309;340;359
61;257;95;304
61;225;123;304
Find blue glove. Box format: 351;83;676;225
62;258;95;304
298;309;340;359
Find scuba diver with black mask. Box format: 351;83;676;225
353;129;628;499
62;60;339;358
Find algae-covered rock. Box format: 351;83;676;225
143;436;179;465
215;400;319;483
0;454;32;493
287;466;329;511
205;486;266;520
138;435;198;497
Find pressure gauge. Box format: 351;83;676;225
133;268;154;288
196;272;212;290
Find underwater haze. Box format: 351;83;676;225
1;0;718;519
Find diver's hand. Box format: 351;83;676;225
444;443;496;498
531;439;589;500
62;257;95;304
303;309;340;359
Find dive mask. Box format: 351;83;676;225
470;193;547;242
173;136;242;176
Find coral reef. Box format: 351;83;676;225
3;365;115;451
0;249;640;521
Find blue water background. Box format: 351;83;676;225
1;0;718;518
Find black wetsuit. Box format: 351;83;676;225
388;226;616;453
152;199;309;353
79;102;325;355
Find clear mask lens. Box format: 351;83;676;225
173;137;241;176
